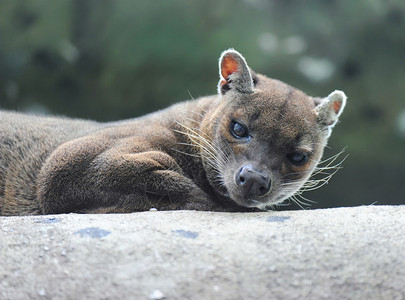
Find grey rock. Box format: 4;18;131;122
1;206;404;299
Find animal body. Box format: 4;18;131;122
0;49;346;215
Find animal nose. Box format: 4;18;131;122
236;165;271;197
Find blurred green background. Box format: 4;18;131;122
1;0;404;209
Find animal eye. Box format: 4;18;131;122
286;152;309;166
230;120;249;139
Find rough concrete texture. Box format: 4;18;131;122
1;205;404;300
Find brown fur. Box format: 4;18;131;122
0;49;346;215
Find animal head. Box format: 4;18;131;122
200;49;346;209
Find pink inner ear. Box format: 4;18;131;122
333;101;342;114
221;55;239;83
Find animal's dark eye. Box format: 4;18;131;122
286;152;309;166
230;120;249;139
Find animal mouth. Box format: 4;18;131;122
227;189;272;208
244;199;264;207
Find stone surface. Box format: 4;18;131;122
1;206;404;299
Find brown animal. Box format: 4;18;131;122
0;49;346;216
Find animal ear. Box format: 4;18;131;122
218;49;254;95
315;90;347;134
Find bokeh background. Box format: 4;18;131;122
1;0;404;209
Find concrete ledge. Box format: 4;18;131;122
1;206;404;299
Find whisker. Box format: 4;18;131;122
175;123;218;156
174;121;233;181
280;148;347;209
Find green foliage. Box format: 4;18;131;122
1;0;404;208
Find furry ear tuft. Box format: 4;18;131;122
315;90;347;135
218;49;254;95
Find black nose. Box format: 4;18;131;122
236;165;271;197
